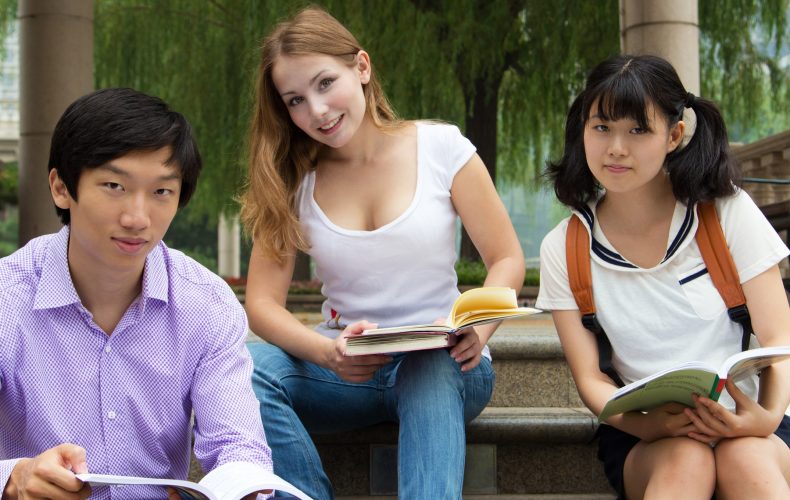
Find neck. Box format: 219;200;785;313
320;114;388;165
68;252;144;333
598;174;676;230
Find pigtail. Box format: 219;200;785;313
666;96;740;204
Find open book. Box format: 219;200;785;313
344;287;541;355
597;345;790;421
77;461;313;500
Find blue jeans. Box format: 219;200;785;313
248;343;495;500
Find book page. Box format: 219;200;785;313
449;287;517;320
76;474;213;499
199;461;313;500
721;346;790;381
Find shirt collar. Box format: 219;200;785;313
33;226;170;310
33;225;81;309
571;196;698;271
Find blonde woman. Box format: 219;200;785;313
240;7;524;499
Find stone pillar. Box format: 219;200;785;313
619;0;699;94
218;212;241;278
19;0;93;245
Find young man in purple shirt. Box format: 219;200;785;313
0;88;272;498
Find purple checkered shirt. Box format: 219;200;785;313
0;226;272;498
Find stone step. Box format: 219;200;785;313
487;316;582;408
314;406;613;497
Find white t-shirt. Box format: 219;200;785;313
297;122;480;347
536;189;789;408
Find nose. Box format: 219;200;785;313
119;193;150;231
607;134;628;157
308;98;328;120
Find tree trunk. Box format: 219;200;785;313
293;250;311;281
460;76;500;262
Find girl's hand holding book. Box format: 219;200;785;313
686;379;783;443
331;320;391;383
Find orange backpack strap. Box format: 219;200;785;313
566;214;625;387
695;202;753;350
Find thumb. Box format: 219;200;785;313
57;443;88;474
725;379;749;407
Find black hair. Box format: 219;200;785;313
546;54;740;211
48;88;202;224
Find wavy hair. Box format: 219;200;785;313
546;54;739;211
239;6;402;262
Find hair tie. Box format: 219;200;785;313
684;92;696;108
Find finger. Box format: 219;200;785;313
449;334;476;358
687;402;729;436
344;320;378;335
167;487;182;500
724;379;750;407
684;408;718;436
57;443;88;475
687;431;719;444
460;355;481;372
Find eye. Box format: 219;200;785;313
155;188;174;197
318;78;334;90
592;124;608;132
630;127;648;135
287;96;304;107
104;182;123;191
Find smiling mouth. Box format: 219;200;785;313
318;115;343;132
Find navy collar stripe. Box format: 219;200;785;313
664;203;695;261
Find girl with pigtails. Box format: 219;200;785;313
537;54;790;499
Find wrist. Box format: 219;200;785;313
4;458;29;500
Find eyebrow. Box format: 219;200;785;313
98;163;181;182
280;69;330;97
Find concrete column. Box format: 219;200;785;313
619;0;699;94
19;0;93;245
218;212;241;278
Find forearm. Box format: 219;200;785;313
475;256;526;344
758;361;790;420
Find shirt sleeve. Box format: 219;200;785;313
535;217;580;311
0;459;22;495
718;190;790;283
428;123;477;189
190;293;273;474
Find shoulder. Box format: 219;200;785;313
540;216;572;266
417;121;477;182
0;233;52;300
161;244;242;310
416;120;470;146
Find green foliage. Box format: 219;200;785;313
455;258;489;285
700;0;790;131
0;161;17;209
455;258;540;286
0;205;17;257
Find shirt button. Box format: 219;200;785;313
107;410;117;420
104;345;112;353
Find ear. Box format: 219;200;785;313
355;50;371;85
49;168;73;210
667;120;686;153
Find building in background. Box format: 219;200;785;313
0;27;18;163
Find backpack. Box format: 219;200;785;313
565;202;753;387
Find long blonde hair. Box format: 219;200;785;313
240;6;401;262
